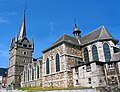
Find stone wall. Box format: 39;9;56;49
8;39;33;89
42;43;82;88
42;43;66;88
21;79;42;87
72;62;106;88
21;58;42;87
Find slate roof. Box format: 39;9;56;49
53;34;80;45
43;26;119;53
80;26;118;45
42;34;81;53
71;60;120;68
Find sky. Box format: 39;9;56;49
0;0;120;68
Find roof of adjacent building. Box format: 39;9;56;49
43;26;119;53
71;60;120;68
0;68;8;77
111;52;120;61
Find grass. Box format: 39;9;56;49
18;86;92;91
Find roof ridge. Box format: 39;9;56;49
51;33;67;45
99;26;114;39
99;26;104;38
82;26;103;38
63;34;66;40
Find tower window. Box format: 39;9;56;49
23;51;27;55
23;44;27;47
24;60;26;63
29;45;31;47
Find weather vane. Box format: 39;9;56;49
24;4;27;15
74;18;77;26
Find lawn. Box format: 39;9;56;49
19;86;91;91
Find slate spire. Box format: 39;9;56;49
18;8;26;40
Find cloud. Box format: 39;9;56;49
0;16;9;23
7;12;16;15
0;11;17;16
49;22;54;31
0;11;16;23
49;22;55;36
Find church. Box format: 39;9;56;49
7;13;120;90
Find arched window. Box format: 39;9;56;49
84;48;89;63
32;67;34;80
103;43;111;62
30;69;31;80
37;65;39;79
92;45;99;61
56;53;60;72
46;58;49;74
28;70;29;81
24;71;25;82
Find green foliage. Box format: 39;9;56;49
18;86;92;91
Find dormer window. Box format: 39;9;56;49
23;44;27;47
29;45;31;47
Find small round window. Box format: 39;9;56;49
23;51;27;55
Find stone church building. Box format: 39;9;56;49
7;14;120;89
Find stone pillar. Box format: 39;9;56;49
97;42;105;62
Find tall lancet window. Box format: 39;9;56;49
32;67;34;80
56;53;60;72
37;65;39;79
46;58;49;74
28;70;29;81
103;43;111;62
92;45;99;61
24;71;25;82
84;48;89;63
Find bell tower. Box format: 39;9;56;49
73;20;81;38
7;12;34;89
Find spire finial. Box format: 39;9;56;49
73;19;81;37
24;4;27;16
74;18;77;26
